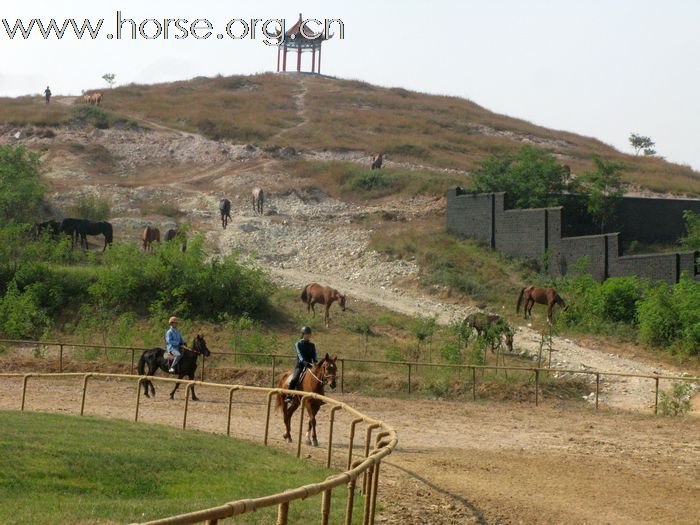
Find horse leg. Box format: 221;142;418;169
189;372;198;401
283;402;297;443
547;303;554;324
169;375;182;400
324;304;330;327
305;402;314;445
311;403;319;447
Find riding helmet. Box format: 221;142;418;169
300;326;312;335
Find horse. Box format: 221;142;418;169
34;219;61;238
275;354;338;446
371;153;383;170
219;198;232;229
516;286;567;324
75;220;113;251
301;283;347;327
460;312;514;352
142;226;160;251
92;92;103;106
164;228;187;252
59;218;89;248
137;334;211;400
252;187;264;215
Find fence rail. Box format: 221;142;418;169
1;338;698;414
0;371;398;525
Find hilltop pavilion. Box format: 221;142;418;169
276;14;328;74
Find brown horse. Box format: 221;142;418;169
219;198;232;229
371;153;383;170
252;187;264;214
276;354;337;446
516;286;567;324
301;283;347;327
461;312;514;352
142;226;160;251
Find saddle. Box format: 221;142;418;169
284;367;308;389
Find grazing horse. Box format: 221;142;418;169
371;153;383;170
34;219;61;238
164;228;187;252
517;286;567;324
252;187;264;215
59;218;89;247
219;198;232;229
142;226;161;251
137;335;211;400
301;283;347;327
276;354;338;446
460;312;514;352
75;220;113;251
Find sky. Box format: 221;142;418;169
1;0;699;170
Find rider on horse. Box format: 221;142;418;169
166;316;188;373
285;326;317;402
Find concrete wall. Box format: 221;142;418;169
446;189;698;284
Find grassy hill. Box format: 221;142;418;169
1;73;698;195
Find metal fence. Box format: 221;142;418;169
0;371;398;525
1;338;698;414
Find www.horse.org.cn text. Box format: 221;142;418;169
1;12;345;44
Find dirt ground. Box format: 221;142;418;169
1;376;697;525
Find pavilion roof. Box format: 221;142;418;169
283;13;328;42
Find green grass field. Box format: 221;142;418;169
0;411;360;524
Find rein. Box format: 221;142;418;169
307;364;335;386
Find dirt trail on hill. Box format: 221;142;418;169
1;378;697;525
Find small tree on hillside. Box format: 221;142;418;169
471;146;571;209
578;156;625;233
679;210;700;251
629;133;655;156
0;145;45;223
102;73;116;89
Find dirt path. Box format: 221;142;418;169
1;378;697;524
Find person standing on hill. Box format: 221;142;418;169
44;86;52;104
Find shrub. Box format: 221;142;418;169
637;283;681;349
440;342;463;364
0;282;49;338
599;277;647;324
659;382;693;416
0;145;45;223
68;194;111;221
679;210;700;251
71;105;111;129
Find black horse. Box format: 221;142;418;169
164;228;187;252
59;218;89;247
75;220;113;251
137;334;211;400
219;198;231;229
34;219;61;238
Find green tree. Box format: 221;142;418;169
628;133;655;156
471;146;570;208
102;73;116;89
679;210;700;251
0;145;45;223
578;156;625;232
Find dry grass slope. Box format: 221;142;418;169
1;73;698;194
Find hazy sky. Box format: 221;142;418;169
2;0;699;170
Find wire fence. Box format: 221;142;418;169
0;371;398;525
0;338;698;414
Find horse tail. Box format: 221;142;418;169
516;288;525;313
137;351;147;376
301;285;308;303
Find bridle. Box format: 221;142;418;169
308;360;336;386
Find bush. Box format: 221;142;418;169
599;277;647;324
659;382;693;416
0;282;49;338
440;342;463;364
679;210;700;250
69;194;111;221
0;145;45;223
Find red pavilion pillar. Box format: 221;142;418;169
296;46;302;72
311;46;316;73
282;44;287;72
277;46;281;72
317;45;322;74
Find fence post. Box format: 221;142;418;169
654;376;660;415
347;418;363;470
471;366;476;401
200;355;205;382
271;355;276;387
327;406;341;468
369;460;381;524
344;475;357;525
135;378;143;422
183;384;192;429
130;348;135;375
534;369;540;407
59;344;64;373
595;373;600;409
296;397;306;458
341;359;345;394
264;391;275;445
407;363;412;395
362;463;375;525
321;487;332;525
227;387;237;436
21;374;30;411
362;424;380;495
276;501;289;525
80;374;91;416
